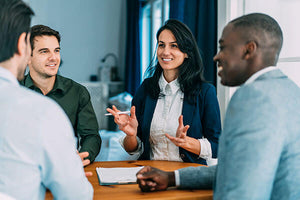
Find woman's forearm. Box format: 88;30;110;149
123;135;139;152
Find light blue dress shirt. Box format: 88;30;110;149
0;67;93;199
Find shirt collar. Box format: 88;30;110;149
158;73;180;95
52;75;67;93
22;73;35;88
23;73;66;94
244;66;277;85
0;66;20;86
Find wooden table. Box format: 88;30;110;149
45;160;213;200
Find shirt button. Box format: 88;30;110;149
180;154;185;158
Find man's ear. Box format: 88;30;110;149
244;41;257;60
16;32;27;57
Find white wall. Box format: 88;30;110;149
25;0;126;82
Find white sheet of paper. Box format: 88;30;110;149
96;166;144;185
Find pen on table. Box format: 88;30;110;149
104;111;131;116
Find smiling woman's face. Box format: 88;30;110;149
157;29;187;75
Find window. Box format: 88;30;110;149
244;0;300;87
217;0;300;124
140;0;169;81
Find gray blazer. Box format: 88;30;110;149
178;69;300;200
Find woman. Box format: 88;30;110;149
107;19;221;164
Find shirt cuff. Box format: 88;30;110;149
198;138;212;160
119;135;143;156
174;170;180;187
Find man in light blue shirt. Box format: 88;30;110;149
136;13;300;199
0;0;93;199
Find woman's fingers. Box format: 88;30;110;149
178;115;184;128
130;106;137;119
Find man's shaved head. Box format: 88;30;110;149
229;13;283;66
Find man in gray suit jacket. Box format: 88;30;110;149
136;13;300;199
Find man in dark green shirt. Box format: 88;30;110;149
20;24;101;164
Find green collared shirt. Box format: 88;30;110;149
20;74;101;162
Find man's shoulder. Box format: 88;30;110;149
236;69;300;101
57;75;88;92
227;71;300;126
15;85;66;114
3;82;70;120
16;84;47;101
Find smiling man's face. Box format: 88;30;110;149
214;24;250;86
28;35;60;79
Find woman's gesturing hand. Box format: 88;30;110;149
106;105;138;137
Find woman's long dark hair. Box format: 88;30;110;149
144;19;206;103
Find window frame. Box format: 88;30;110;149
140;0;169;81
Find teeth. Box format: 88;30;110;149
48;64;55;67
218;66;223;71
163;58;172;61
